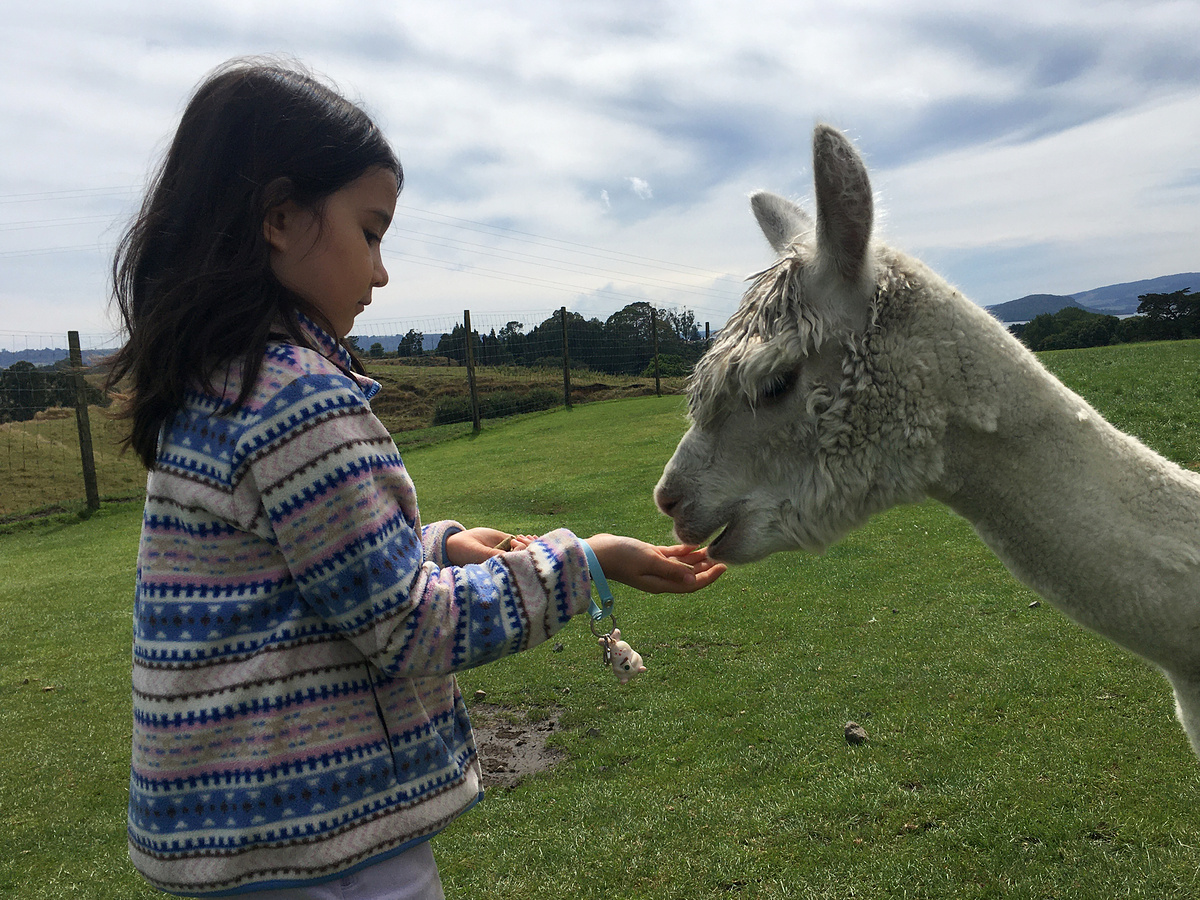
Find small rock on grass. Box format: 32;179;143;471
844;722;868;745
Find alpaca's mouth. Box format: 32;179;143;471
706;523;732;556
698;513;745;563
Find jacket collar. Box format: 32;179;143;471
294;311;381;401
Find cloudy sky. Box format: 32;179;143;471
2;0;1197;350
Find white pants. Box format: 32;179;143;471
231;841;444;900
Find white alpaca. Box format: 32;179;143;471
655;124;1200;756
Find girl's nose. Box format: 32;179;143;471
374;256;389;288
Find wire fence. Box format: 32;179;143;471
1;303;710;522
0;330;144;522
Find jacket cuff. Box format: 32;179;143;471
422;520;465;567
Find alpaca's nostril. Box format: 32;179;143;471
655;491;679;517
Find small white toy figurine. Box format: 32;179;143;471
601;628;646;684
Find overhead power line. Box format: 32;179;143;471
0;185;748;317
393;204;735;279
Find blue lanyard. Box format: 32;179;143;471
581;541;614;624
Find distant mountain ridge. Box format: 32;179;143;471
986;294;1086;322
1070;273;1198;315
988;272;1199;322
0;347;111;368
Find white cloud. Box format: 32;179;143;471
627;177;653;200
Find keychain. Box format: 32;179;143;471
595;625;646;684
582;543;646;684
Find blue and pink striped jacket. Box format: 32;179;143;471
129;315;591;896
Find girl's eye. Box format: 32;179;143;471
364;230;381;245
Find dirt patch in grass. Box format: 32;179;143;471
469;704;566;789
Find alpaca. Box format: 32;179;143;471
654;124;1200;756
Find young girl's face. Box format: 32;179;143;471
265;167;398;340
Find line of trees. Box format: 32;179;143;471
1012;289;1194;352
0;360;108;423
370;302;706;377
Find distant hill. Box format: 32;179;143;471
987;294;1084;322
349;332;444;353
1071;273;1199;316
987;272;1199;322
0;347;112;368
0;348;66;368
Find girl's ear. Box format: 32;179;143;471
262;201;298;253
261;178;301;253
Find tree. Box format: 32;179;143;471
477;328;513;366
369;342;384;358
434;324;480;365
603;302;656;375
1016;306;1118;351
660;307;701;343
498;321;527;365
396;329;424;357
0;360;107;423
1136;288;1196;340
523;311;606;371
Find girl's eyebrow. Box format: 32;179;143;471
367;208;392;229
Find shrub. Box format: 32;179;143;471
519;387;562;412
641;355;692;378
480;391;524;420
432;388;562;426
432;396;473;425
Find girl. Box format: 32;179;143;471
108;59;723;899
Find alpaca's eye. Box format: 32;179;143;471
760;368;799;402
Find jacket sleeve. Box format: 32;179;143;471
244;370;593;678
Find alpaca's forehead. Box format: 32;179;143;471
687;261;816;423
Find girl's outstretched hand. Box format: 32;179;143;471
446;529;727;594
585;533;726;594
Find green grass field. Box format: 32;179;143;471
3;340;1200;898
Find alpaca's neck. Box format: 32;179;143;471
927;302;1200;661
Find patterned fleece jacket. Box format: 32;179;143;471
129;315;592;896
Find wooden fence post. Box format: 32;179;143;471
560;307;572;409
463;310;481;432
651;307;661;397
68;331;100;511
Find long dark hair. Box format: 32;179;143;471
107;58;402;469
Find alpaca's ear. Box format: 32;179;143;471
812;124;873;282
750;191;812;254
